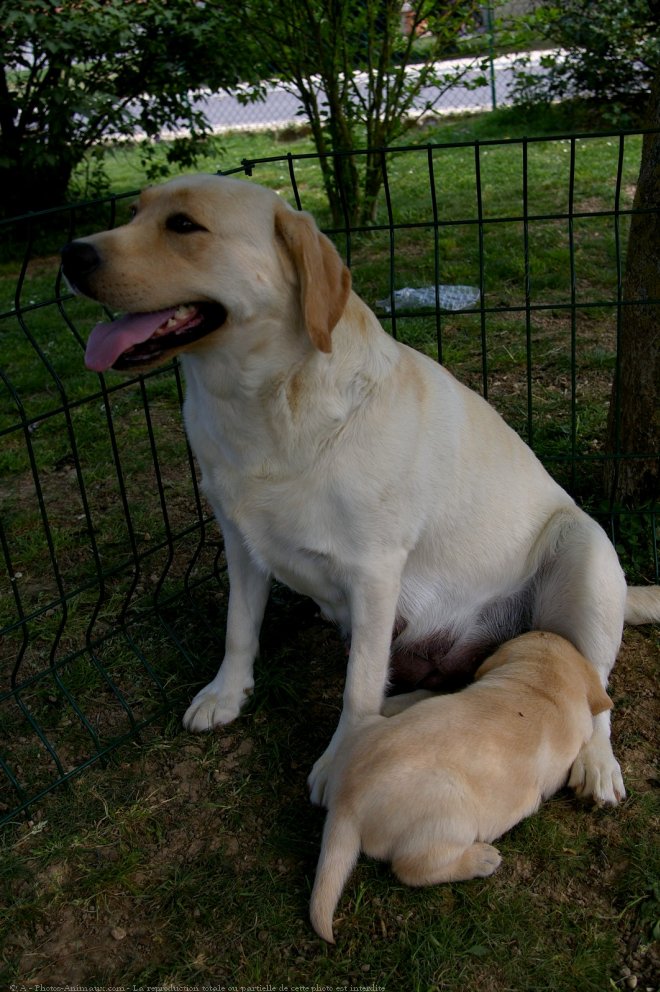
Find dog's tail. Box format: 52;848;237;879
310;810;361;944
625;586;660;625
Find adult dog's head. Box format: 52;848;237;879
61;174;351;372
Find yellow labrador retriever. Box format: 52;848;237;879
309;631;612;943
60;174;660;807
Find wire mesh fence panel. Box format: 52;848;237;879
1;196;229;823
1;132;658;824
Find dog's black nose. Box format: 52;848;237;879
61;240;101;283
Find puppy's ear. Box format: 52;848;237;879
474;643;510;680
275;204;351;353
579;658;613;716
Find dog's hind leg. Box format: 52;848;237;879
393;842;502;886
531;510;627;805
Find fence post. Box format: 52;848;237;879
486;3;497;111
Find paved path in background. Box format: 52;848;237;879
160;51;554;138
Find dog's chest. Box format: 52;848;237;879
194;431;348;614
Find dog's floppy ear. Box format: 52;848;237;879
275;204;351;353
474;643;509;680
578;657;613;717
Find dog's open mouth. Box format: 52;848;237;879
84;302;228;372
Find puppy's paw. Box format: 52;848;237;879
397;842;502;885
568;744;626;806
182;684;249;733
468;842;502;878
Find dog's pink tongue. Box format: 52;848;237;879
84;308;177;372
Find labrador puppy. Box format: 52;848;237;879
60;174;660;808
310;631;613;943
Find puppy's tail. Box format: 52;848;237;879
625;586;660;625
310;810;361;944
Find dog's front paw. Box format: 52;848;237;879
183;682;250;733
568;736;626;805
308;747;333;808
309;714;365;806
309;726;349;807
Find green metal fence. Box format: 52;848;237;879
1;132;658;825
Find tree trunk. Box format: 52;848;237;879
604;71;660;504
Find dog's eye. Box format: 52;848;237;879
166;213;207;234
129;204;138;220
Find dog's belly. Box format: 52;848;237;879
388;635;493;692
389;578;534;692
